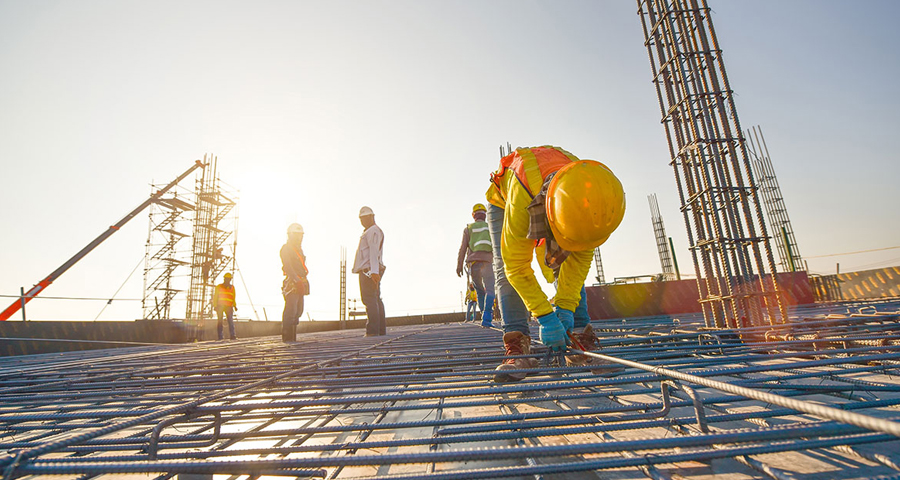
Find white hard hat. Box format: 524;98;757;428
287;223;304;235
359;206;374;217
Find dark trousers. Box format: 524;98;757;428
282;291;303;342
216;307;235;340
359;274;386;336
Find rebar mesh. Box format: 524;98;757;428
3;300;900;479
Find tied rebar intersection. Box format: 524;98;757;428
3;300;900;479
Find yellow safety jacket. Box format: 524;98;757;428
485;146;594;317
213;284;236;308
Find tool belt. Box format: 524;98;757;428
282;276;310;297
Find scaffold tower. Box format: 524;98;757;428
649;194;676;281
637;0;785;328
746;125;805;273
142;189;194;320
185;154;238;334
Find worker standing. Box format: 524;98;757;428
281;223;309;342
212;273;237;341
352;206;386;336
456;203;496;327
465;282;478;322
486;146;626;382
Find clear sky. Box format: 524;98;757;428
1;1;898;322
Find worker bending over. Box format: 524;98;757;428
456;203;495;327
486;146;625;382
212;273;237;340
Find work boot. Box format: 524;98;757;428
566;324;624;376
493;331;539;383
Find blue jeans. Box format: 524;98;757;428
469;261;495;316
573;285;590;330
487;204;531;336
466;301;477;322
282;292;303;342
360;274;386;336
217;306;235;340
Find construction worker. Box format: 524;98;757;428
456;203;496;327
352;206;386;336
486;146;626;382
212;273;237;340
281;223;309;342
465;282;478;322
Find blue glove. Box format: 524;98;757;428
537;311;567;351
555;307;575;333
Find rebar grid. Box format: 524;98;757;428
3;301;900;479
637;0;785;329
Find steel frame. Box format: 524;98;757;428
3;300;900;479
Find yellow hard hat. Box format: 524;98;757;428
223;272;233;279
472;203;486;214
546;160;625;252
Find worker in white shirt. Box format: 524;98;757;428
352;206;387;336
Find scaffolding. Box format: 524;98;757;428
142;189;194;320
746;125;805;273
649;193;676;280
185;154;238;336
638;0;785;328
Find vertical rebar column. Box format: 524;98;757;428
637;0;785;328
746;125;804;273
340;247;347;329
649;194;676;280
593;248;606;284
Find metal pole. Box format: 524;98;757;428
782;227;796;272
20;287;26;321
669;237;681;281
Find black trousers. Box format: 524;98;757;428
282;291;303;342
359;274;386;336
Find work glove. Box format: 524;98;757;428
537;311;566;351
554;307;574;333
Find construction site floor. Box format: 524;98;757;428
2;300;900;479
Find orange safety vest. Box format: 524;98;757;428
215;284;236;307
487;146;577;205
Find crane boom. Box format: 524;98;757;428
0;160;205;321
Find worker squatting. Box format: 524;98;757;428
220;145;625;383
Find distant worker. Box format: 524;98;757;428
352;206;387;336
456;203;496;327
212;272;237;340
281;223;309;342
486;146;626;382
465;282;478;322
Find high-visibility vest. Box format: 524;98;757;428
215;284;236;307
467;221;492;252
486;146;577;207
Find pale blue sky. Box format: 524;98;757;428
1;1;898;321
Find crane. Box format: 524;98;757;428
0;160;204;321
